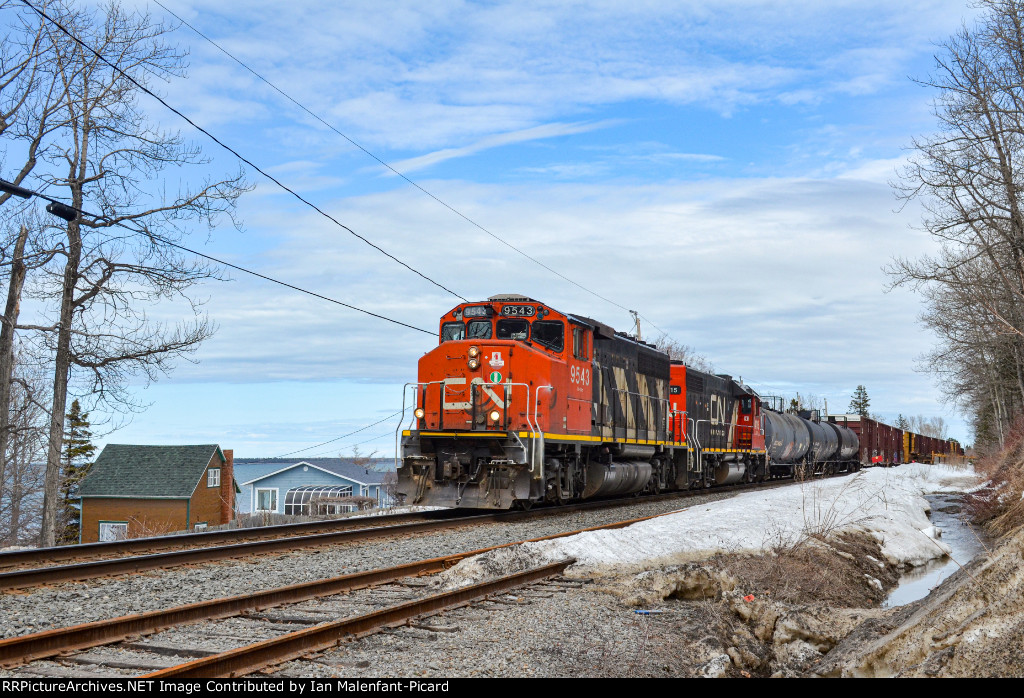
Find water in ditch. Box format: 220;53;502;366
883;493;990;608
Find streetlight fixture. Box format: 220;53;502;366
45;201;78;222
0;178;79;222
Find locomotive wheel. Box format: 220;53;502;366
513;499;533;511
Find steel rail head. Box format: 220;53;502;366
140;559;575;679
0;509;456;570
0;554;474;667
0;493;684;591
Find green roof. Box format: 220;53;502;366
80;444;223;498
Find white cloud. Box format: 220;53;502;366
145;0;974;150
53;0;978;455
386;121;618;173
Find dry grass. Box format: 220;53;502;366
966;417;1024;537
710;532;898;608
124;515;181;539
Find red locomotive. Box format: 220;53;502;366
396;294;865;510
395;295;964;509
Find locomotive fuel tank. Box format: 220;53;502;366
582;459;653;498
763;410;810;463
713;460;747;485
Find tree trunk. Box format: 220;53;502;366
8;431;24;545
38;223;80;548
0;225;28;513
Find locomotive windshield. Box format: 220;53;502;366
532;320;564;351
467;320;492;339
440;322;464;342
496;318;529;341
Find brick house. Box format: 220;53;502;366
78;444;237;543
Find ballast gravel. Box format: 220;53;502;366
0;493;736;641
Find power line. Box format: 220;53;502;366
275;410;403;458
305;430;396;459
18;0;467;304
22;0;690;350
148;232;435;335
0;177;435;335
149;0;642;317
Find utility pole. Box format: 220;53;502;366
630;310;642;341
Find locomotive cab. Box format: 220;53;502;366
398;295;595;508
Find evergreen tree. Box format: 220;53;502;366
896;414;910;430
848;385;871;417
58;400;95;545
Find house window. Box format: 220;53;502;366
208;468;221;488
99;521;128;542
284;485;354;515
256;488;278;512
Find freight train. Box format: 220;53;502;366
395;295;957;510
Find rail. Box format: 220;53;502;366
142;560;576;678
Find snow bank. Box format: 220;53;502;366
522;463;980;574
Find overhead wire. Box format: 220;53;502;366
304;430;396;459
0;179;436;335
275;410;404;458
17;0;468;304
147;0;677;329
19;0;699;454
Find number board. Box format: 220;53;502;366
500;305;536;317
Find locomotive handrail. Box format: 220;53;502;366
669;408;687;444
405;379;538;433
469;380;535;435
395;380;544;472
689;418;709;475
395;382;427;471
532;385;554;473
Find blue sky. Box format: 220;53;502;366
19;0;982;455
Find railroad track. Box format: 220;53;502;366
0;474;826;592
0;510;673;677
0;509;455;571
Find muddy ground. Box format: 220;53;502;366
579;519;1024;677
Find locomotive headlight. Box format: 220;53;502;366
468;346;480;358
414;408;425;419
489;409;501;422
468;358;480;370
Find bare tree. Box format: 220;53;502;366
0;0;67;523
890;0;1024;448
4;1;250;546
652;336;714;373
0;358;48;545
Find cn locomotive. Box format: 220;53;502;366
396;294;864;510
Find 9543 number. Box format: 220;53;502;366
570;365;590;386
500;304;535;316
